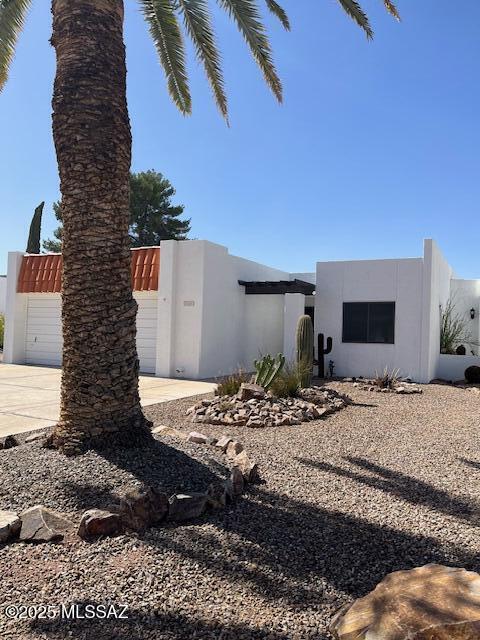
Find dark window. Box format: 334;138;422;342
342;302;395;344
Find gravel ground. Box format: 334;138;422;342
1;383;480;639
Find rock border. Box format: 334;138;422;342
0;428;258;544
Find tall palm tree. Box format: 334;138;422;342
0;0;399;454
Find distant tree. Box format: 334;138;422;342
43;171;189;253
26;201;44;253
42;201;62;253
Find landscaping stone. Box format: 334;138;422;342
233;450;258;483
152;425;187;439
24;433;44;444
206;481;228;509
78;509;122;539
354;380;423;394
0;511;21;543
330;564;480;640
19;505;73;543
225;440;244;459
168;493;208;522
230;467;244;496
187;431;209;444
0;435;19;450
214;435;233;451
236;383;265;401
189;386;350;428
118;486;168;531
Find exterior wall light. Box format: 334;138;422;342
470;308;476;320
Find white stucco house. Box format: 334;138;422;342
3;238;479;383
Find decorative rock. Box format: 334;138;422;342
187;431;209;444
152;425;188;439
0;511;21;543
189;385;350;428
0;435;19;450
230;467;244;496
25;433;44;444
225;440;244;459
19;505;73;543
168;493;208;522
214;436;233;452
118;486;168;531
236;383;265;401
330;564;480;640
233;451;258;483
206;481;228;509
77;509;122;539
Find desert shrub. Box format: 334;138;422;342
440;298;475;354
465;365;480;384
0;314;4;350
216;369;250;396
374;366;400;389
270;361;308;398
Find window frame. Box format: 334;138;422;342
342;301;396;345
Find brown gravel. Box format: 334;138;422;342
1;382;480;639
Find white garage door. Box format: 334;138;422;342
26;294;62;366
25;293;158;373
134;292;158;374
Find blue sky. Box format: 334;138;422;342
1;1;479;277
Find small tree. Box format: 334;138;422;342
26;201;44;253
43;171;189;252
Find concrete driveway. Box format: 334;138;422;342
0;364;216;437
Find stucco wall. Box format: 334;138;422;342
157;240;290;380
315;257;424;380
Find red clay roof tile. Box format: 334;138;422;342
17;247;160;293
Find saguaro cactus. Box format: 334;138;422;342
254;354;285;390
316;333;333;379
296;315;314;388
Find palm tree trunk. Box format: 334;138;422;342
50;0;152;454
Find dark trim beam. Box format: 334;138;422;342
238;279;315;295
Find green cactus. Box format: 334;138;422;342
296;315;314;388
26;201;45;254
254;353;285;390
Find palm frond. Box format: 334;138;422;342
217;0;282;102
177;0;228;119
335;0;373;39
265;0;290;31
139;0;191;114
383;0;401;21
0;0;32;92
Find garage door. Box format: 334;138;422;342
25;295;62;366
25;293;158;373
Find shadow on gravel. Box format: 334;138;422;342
30;605;291;640
144;482;479;608
58;439;227;511
298;456;480;525
460;458;480;471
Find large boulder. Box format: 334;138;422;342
19;505;73;543
0;511;21;543
330;564;480;640
78;509;122;539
